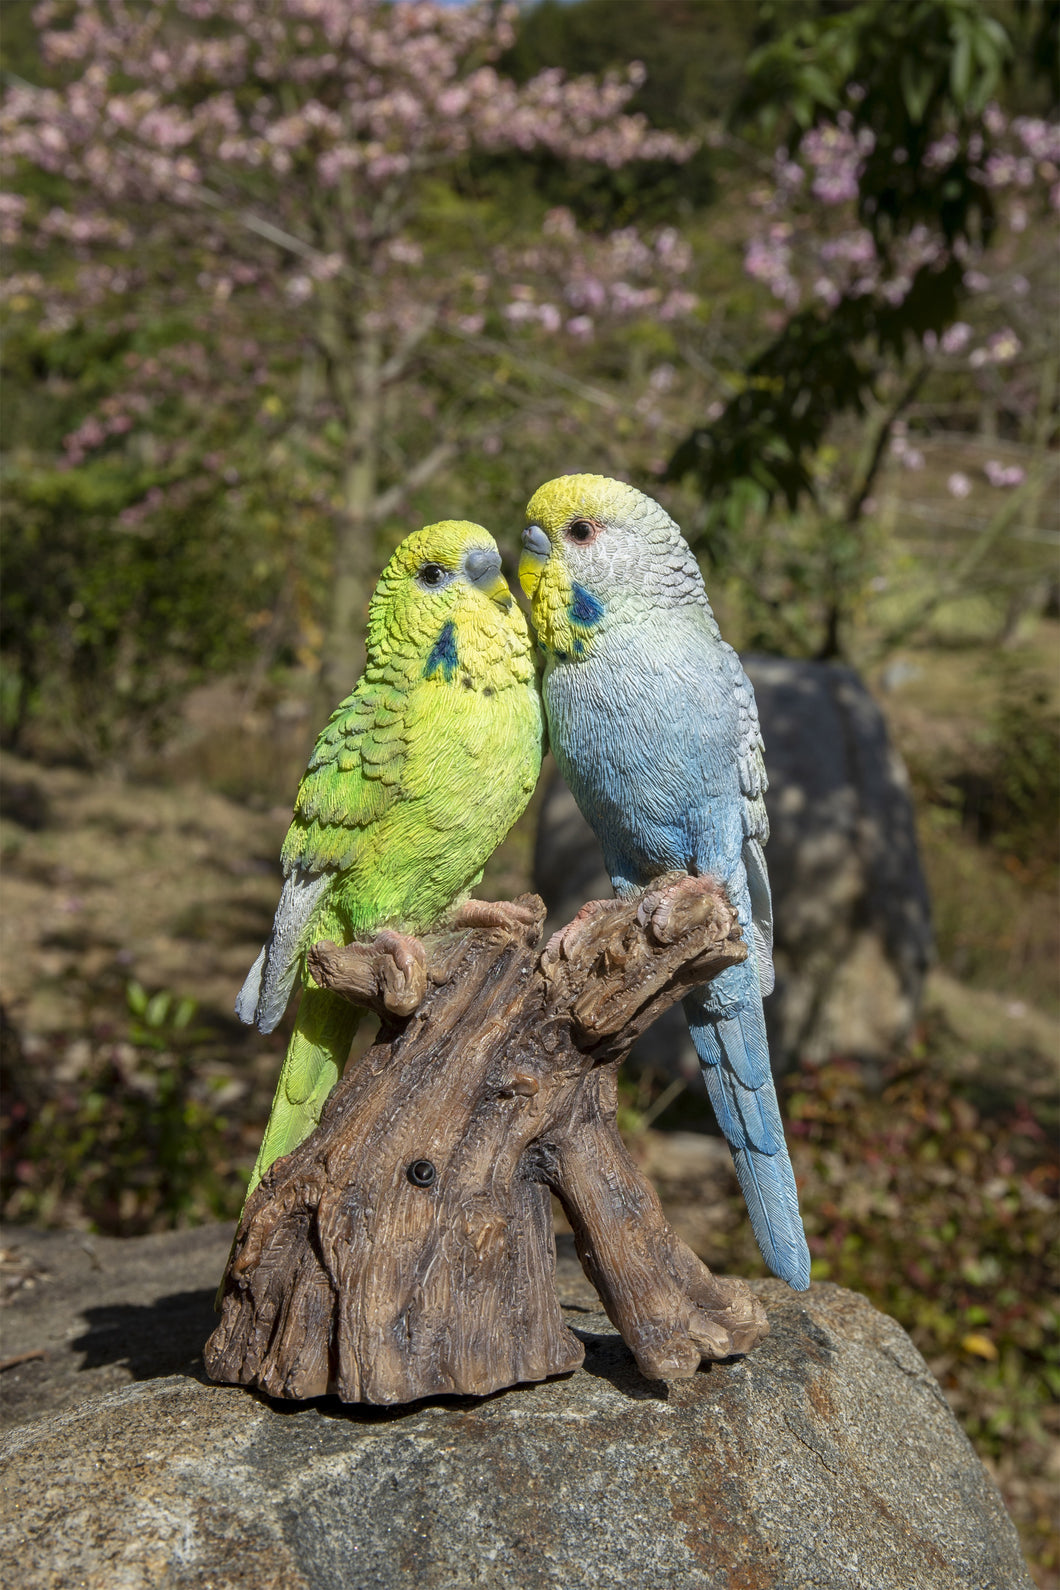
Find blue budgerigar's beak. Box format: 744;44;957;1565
522;523;551;558
463;545;511;607
519;523;551;599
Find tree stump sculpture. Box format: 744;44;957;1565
205;874;770;1404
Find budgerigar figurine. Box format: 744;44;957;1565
237;521;544;1200
519;475;810;1290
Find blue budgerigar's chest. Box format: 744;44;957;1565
542;617;746;892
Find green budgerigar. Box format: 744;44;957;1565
236;521;544;1199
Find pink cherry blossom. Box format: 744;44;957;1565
941;322;973;355
4;0;700;513
984;460;1025;488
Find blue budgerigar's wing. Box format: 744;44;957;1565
678;635;804;1288
722;642;774;996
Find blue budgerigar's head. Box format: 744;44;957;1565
518;473;705;658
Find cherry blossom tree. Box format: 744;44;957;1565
669;0;1059;660
2;0;695;704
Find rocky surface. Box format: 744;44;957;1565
534;655;935;1074
0;1224;237;1430
0;1223;1032;1590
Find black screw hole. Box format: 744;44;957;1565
407;1159;437;1188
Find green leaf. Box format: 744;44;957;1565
145;991;172;1028
173;997;197;1030
126;980;148;1017
901;52;935;122
950;30;973;105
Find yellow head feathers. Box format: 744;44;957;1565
519;474;708;652
523;474;648;544
366;520;534;686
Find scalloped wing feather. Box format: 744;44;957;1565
282;680;409;875
745;836;775;996
721;644;775;995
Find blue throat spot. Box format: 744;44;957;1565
569;582;604;626
424;621;459;682
573;639;584;655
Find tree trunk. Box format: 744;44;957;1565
319;327;382;705
204;875;770;1405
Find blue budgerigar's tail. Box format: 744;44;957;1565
684;981;811;1290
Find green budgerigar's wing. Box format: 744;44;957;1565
236;672;410;1034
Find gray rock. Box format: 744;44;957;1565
0;1224;597;1434
534;656;934;1074
0;1227;1031;1590
0;1224;235;1431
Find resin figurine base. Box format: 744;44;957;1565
204;875;769;1404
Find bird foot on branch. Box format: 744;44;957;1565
542;896;626;966
307;931;428;1018
449;897;541;940
371;930;428;1014
635;872;726;946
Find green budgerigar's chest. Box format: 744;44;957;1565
330;669;543;934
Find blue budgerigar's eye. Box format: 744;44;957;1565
566;518;598;544
417;562;448;587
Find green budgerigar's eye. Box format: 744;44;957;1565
417;563;448;587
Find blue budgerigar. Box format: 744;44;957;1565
519;474;811;1290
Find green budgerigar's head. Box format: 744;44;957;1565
367;520;532;682
517;474;705;659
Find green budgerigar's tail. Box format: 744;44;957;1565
243;985;361;1206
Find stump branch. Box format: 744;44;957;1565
205;874;769;1402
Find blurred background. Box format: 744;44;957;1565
1;0;1056;1575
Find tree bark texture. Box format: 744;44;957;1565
204;874;771;1405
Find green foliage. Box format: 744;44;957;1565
125;979;197;1044
979;663;1060;870
1;984;248;1233
1011;0;1060;105
494;0;758;224
2;459;268;759
673;0;1010;521
909;656;1060;874
744;0;1011;156
0;299;321;760
664;0;1058;663
786;1056;1058;1461
670;266;960;525
919;804;1060;1007
509;0;756;129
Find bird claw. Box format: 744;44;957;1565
450;898;538;935
372;929;426;981
542;896;625;966
371;930;428;1016
636;873;722;946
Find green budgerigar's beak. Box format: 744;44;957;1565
518;522;551;599
463;545;512;608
